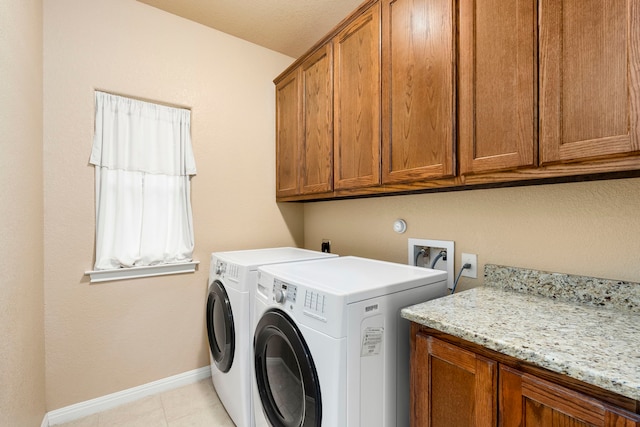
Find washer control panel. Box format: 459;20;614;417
215;261;239;280
303;290;326;315
273;279;297;304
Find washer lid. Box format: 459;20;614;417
258;256;447;302
211;247;336;270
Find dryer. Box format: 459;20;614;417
207;247;336;427
252;256;448;427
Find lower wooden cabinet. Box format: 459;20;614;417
411;326;640;427
500;365;640;427
412;333;496;427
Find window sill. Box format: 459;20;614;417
85;261;200;283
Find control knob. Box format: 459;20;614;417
274;289;287;303
215;263;225;275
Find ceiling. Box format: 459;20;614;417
137;0;365;58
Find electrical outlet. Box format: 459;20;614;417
408;238;455;290
461;253;477;278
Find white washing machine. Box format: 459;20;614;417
252;256;448;427
206;247;336;427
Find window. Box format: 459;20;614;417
86;91;197;282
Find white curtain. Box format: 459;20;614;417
90;91;196;270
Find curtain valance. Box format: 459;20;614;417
90;91;196;176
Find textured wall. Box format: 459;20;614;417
0;0;46;425
39;0;640;415
43;0;301;409
304;178;640;291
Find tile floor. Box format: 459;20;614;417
56;378;235;427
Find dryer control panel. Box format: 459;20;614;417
215;260;225;275
273;279;297;304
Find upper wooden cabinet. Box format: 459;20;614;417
275;69;302;198
274;0;640;201
333;3;381;190
381;0;456;184
275;45;333;198
458;0;537;175
539;0;640;164
300;44;334;195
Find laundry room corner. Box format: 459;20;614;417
42;0;298;412
277;202;305;249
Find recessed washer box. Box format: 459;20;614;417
408;238;454;289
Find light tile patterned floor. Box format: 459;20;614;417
56;379;235;427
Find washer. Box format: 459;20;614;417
252;256;448;427
207;247;336;427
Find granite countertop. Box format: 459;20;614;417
401;264;640;401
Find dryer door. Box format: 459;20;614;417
206;279;235;373
254;309;321;427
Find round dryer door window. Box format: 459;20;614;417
254;309;321;427
206;280;235;373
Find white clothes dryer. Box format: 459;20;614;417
252;256;448;427
207;247;336;427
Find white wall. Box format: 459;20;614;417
0;0;46;425
304;177;640;292
43;0;301;409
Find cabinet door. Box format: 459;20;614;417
275;69;302;197
381;0;455;183
500;365;640;427
301;44;334;194
540;0;640;164
411;334;496;427
333;3;381;190
459;0;536;175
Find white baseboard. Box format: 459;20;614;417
46;366;211;426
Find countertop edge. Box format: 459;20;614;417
401;286;640;402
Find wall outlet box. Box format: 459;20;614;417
408;238;455;290
461;253;477;278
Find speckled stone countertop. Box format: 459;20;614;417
401;264;640;401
